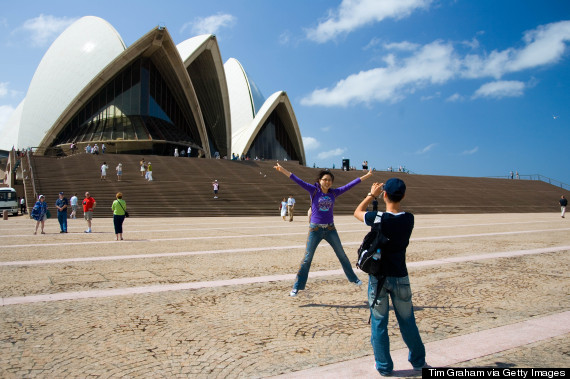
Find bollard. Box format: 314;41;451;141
2;210;8;220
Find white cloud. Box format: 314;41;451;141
416;143;437;154
301;41;458;107
318;148;346;159
446;93;464;102
0;82;7;98
301;20;570;107
463;20;570;79
302;136;320;150
461;146;479;155
363;37;382;50
384;41;420;51
472;80;525;99
279;31;291;45
17;14;77;47
306;0;431;43
0;104;16;131
181;13;236;36
421;91;441;101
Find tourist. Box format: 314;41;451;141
273;162;372;296
82;192;96;233
353;178;426;375
55;192;68;233
101;161;109;180
212;180;219;198
116;163;123;181
280;197;287;221
287;195;296;222
70;193;78;219
31;195;48;235
111;192;127;241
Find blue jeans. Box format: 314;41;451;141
368;275;425;374
293;223;360;291
57;211;67;232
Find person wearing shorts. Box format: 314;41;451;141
82;192;96;233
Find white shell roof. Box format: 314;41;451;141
232;91;306;165
17;16;126;148
0;100;25;151
224;58;255;138
176;35;212;62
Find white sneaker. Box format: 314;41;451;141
354;279;363;286
289;289;298;297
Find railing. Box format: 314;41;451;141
25;150;37;199
487;174;569;190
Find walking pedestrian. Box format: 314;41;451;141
274;163;372;296
280;197;287;221
147;162;153;181
287;195;296;222
70;193;78;219
212;180;219;199
560;195;567;218
116;163;123;181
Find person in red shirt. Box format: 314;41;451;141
82;192;96;233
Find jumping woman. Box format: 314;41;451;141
274;163;372;296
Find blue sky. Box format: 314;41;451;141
1;0;569;184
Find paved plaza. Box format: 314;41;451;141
0;213;569;378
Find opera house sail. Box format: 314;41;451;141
1;16;305;165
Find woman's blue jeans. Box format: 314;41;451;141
293;223;360;291
368;275;425;374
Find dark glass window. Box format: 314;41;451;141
246;112;299;161
52;58;202;153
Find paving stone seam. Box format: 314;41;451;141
0;218;557;236
1;228;569;267
270;311;570;378
2;245;568;306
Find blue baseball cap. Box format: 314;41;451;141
384;178;406;197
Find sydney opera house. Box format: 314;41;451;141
1;16;306;164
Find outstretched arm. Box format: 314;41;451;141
360;169;373;181
354;182;383;222
274;163;292;178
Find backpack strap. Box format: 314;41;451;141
368;275;387;324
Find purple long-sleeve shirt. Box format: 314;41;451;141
289;173;362;224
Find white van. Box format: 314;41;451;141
0;187;19;216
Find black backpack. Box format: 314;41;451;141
357;212;390;316
356;213;390;275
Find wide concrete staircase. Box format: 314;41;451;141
29;154;569;218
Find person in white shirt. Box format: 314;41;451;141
101;162;109;180
69;193;78;219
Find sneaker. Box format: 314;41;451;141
413;363;429;371
289;289;298;297
375;364;393;376
84;230;91;233
354;279;363;286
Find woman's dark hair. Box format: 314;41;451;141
315;170;334;183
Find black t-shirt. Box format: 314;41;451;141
364;211;414;277
560;198;568;207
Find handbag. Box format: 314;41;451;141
117;200;129;217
